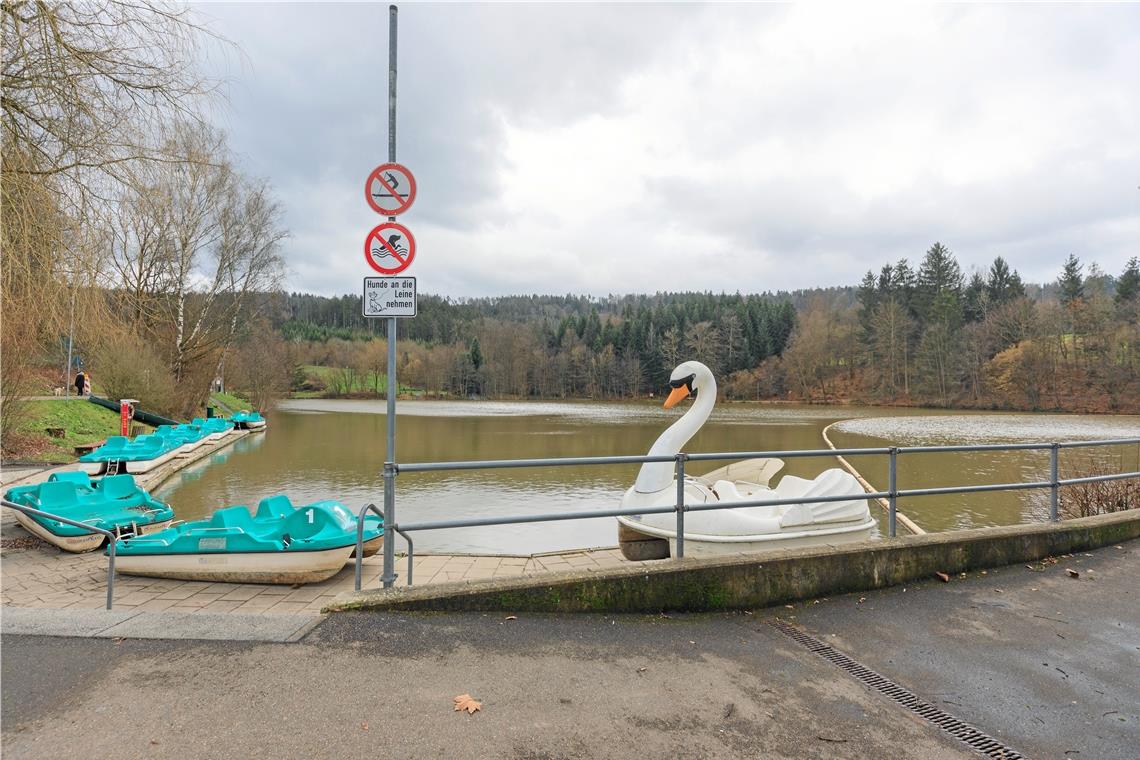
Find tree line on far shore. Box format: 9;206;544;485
274;248;1140;413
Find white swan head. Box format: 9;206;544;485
664;360;714;410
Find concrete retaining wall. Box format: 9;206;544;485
326;510;1140;614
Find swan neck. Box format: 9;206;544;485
633;379;716;494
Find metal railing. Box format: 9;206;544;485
351;437;1140;591
2;498;118;609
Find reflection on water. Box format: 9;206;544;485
153;400;1140;553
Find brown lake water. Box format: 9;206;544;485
155;400;1140;554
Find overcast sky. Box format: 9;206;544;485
198;3;1140;298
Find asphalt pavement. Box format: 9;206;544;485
2;541;1136;759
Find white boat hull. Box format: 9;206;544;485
13;512;172;553
352;535;384;558
123;448;182;474
617;515;877;558
115;545;356;584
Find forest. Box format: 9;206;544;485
272;247;1140;413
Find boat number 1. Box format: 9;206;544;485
306;509;314;524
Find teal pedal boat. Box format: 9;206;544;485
112;497;383;584
191;417;236;442
228;410;266;430
78;433;183;475
3;473;175;553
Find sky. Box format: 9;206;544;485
197;3;1140;298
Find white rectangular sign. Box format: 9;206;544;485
363;276;417;318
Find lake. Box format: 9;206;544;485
155;399;1140;554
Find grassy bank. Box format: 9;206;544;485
9;399;133;463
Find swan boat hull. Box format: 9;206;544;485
616;514;876;559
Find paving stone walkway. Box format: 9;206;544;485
0;530;629;615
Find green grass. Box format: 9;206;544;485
209;391;253;415
14;399;141;463
299;364;420;396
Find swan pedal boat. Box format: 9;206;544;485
112;496;383;584
3;473;175;553
617;361;876;560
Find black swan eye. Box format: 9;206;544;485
669;373;695;391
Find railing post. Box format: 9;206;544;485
354;503;372;592
381;461;398;588
105;538;116;610
888;447;898;538
1050;442;1060;522
675;453;686;559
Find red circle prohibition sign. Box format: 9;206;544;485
364;222;416;275
365;162;417;216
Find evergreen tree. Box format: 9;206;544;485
985;256;1025;305
1114;257;1139;304
1058;254;1085;306
857;270;878;349
963;271;987;323
468;337;483;371
915;242;964;326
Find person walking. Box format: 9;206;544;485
74;370;85;398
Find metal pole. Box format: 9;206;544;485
674;454;686;559
64;277;76;397
888;447;898;538
1049;443;1060;522
106;539;116;610
381;3;399;589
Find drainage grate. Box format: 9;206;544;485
768;618;1027;759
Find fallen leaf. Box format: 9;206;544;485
784;604;794;609
453;694;482;714
150;740;159;746
935;572;950;583
504;615;517;621
994;589;1003;594
361;722;369;731
1066;568;1080;579
636;667;647;673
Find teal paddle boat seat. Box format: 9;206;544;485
253;495;383;557
191;417;235;440
3;473;175;552
112;498;383;584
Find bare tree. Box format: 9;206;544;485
2;1;226;446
